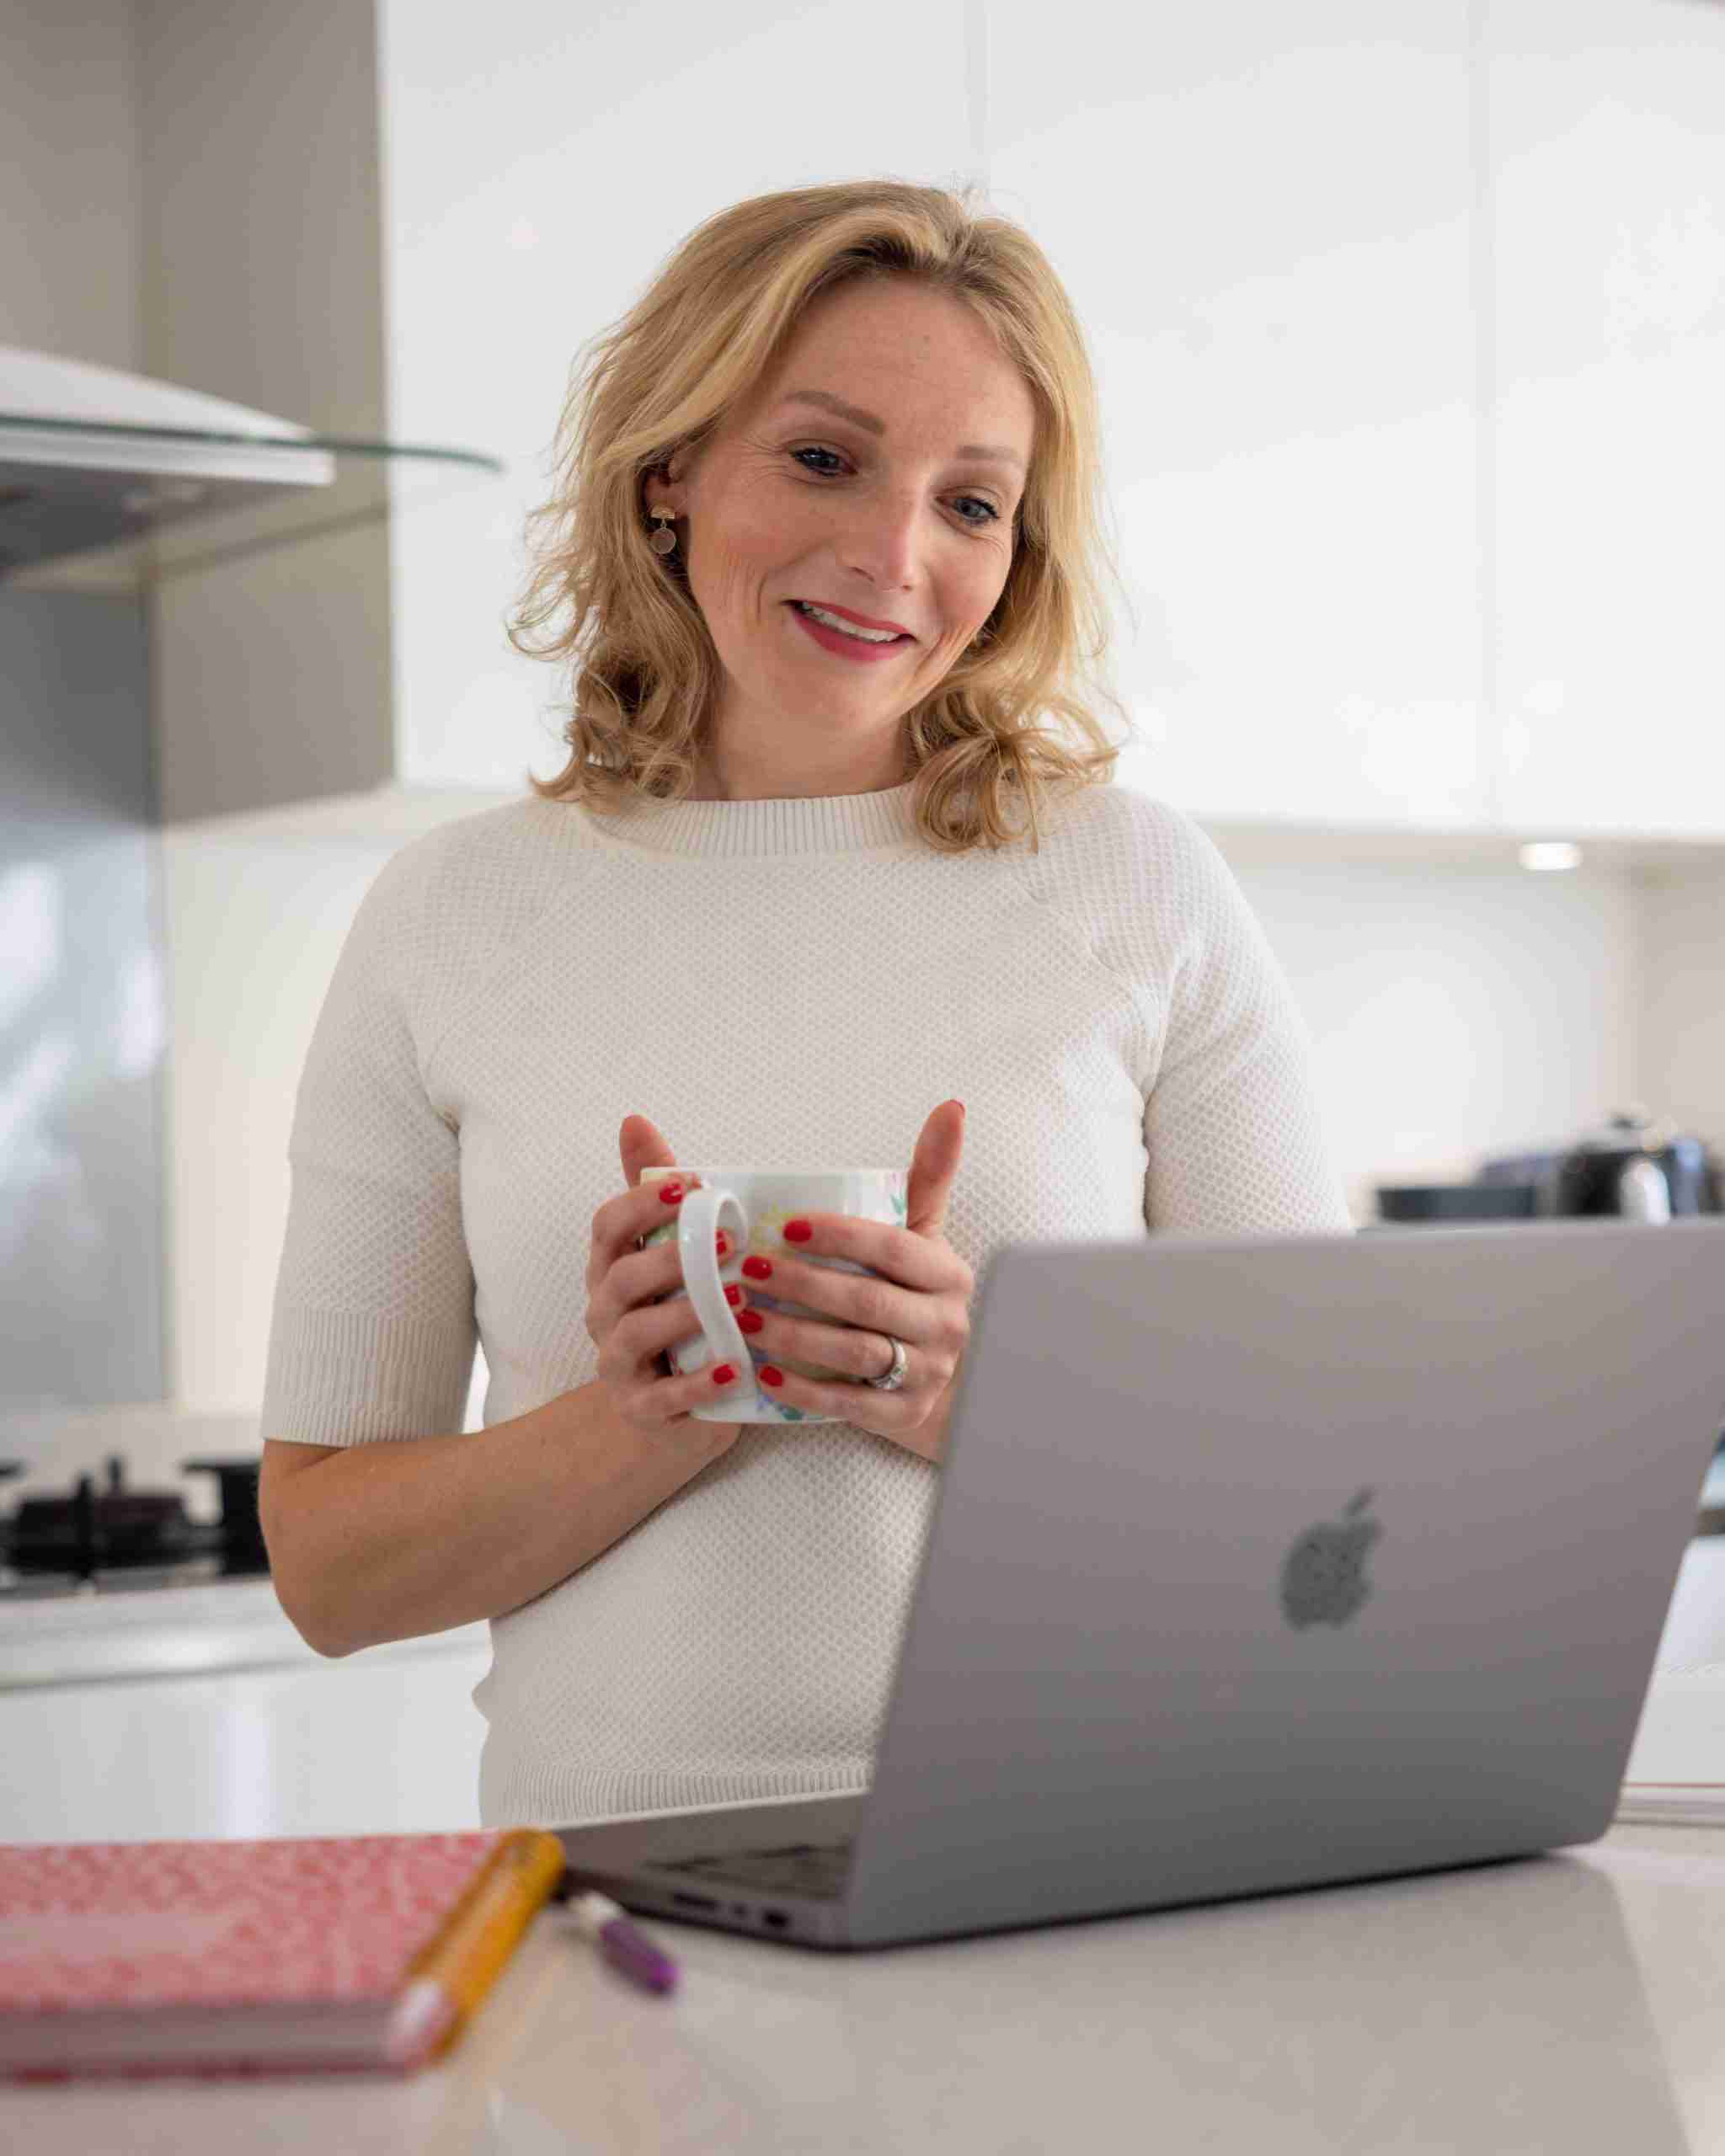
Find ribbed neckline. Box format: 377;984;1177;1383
565;776;926;860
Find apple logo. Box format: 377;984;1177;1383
1279;1487;1381;1629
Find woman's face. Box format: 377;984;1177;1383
645;278;1036;798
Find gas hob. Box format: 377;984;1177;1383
0;1451;267;1600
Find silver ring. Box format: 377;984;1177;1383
865;1335;909;1391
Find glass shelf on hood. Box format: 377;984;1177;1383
0;420;502;586
0;405;504;585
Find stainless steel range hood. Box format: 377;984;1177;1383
0;346;336;574
0;347;502;583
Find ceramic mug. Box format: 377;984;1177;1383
638;1166;907;1423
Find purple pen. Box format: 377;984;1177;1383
563;1886;680;1993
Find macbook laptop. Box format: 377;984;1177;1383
553;1215;1725;1951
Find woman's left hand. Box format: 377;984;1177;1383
736;1101;975;1463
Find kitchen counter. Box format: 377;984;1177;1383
0;1582;495;1845
0;1575;489;1689
9;1821;1725;2151
9;1433;1725;2134
5;1531;1722;1843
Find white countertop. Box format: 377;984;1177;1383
0;1575;489;1688
10;1421;1725;2144
7;1821;1724;2152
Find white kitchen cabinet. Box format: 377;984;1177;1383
987;0;1488;831
1488;0;1725;839
345;0;1498;844
1;1589;494;1844
174;0;1725;850
369;0;975;825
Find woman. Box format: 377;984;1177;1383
257;179;1353;1831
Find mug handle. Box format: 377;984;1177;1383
672;1186;753;1386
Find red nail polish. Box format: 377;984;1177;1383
711;1363;736;1385
716;1231;729;1257
741;1256;773;1281
783;1219;812;1242
724;1283;743;1308
737;1309;763;1334
659;1182;684;1204
759;1365;784;1386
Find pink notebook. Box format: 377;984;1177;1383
0;1830;525;2083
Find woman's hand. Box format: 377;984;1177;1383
736;1101;975;1463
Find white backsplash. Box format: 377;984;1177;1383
142;814;1722;1439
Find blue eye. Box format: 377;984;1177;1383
790;446;1001;527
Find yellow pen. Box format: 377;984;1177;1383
386;1828;566;2069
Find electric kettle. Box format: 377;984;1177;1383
1540;1105;1722;1222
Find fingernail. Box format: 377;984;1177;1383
724;1283;743;1308
759;1366;784;1387
711;1363;737;1385
741;1256;773;1280
659;1181;684;1204
716;1231;729;1257
782;1219;812;1242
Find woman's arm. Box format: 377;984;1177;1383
1142;815;1353;1236
259;1383;739;1657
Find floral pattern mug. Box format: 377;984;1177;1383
638;1166;908;1423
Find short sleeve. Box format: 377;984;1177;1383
259;842;478;1445
1143;816;1354;1239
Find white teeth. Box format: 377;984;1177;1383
793;601;901;643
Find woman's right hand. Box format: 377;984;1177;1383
584;1117;751;1442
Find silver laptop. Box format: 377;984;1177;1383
553;1216;1725;1951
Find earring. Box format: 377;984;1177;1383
649;508;678;556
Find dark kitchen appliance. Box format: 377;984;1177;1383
0;1454;266;1599
1529;1107;1722;1221
1375;1105;1722;1229
1374;1182;1541;1225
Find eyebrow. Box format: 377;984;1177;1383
775;388;1026;475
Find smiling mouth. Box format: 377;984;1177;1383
786;600;912;643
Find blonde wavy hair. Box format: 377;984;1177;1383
508;176;1138;857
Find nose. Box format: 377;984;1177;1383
829;490;932;598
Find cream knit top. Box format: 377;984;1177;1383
259;775;1354;1827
